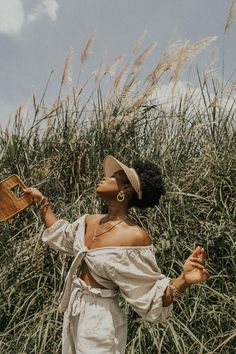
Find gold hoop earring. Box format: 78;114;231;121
117;190;125;202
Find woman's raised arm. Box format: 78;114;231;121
23;187;58;228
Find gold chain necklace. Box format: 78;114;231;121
92;216;128;241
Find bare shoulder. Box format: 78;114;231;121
85;214;95;222
85;214;104;225
86;213;104;220
126;222;152;246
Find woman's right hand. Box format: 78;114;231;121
182;247;210;284
22;187;44;204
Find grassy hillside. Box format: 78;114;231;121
0;37;235;353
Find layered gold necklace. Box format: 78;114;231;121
92;215;128;241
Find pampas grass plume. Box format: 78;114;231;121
94;56;107;84
81;32;95;64
105;56;124;76
225;0;236;33
147;37;216;85
132;30;147;52
61;47;73;86
132;42;157;72
112;63;129;90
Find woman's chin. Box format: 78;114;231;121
96;190;110;202
96;189;103;197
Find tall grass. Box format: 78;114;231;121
0;35;235;353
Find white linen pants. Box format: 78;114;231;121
62;278;127;354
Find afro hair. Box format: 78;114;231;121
129;160;165;209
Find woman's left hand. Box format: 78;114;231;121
183;246;210;284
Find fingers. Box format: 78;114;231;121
189;256;204;265
192;247;207;260
22;188;30;193
202;269;210;280
189;261;205;270
187;262;210;280
22;187;34;192
190;247;208;270
185;247;210;283
189;254;210;278
200;248;207;261
192;246;202;257
22;187;42;203
22;187;37;194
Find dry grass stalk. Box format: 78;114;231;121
146;60;170;87
225;80;236;95
47;114;54;128
209;329;236;353
46;107;55;128
208;95;221;109
105;56;124;76
132;42;157;72
225;0;236;33
132;85;155;108
61;47;73;86
112;63;129;91
132;30;147;52
14;106;22;126
94;56;107;84
119;78;138;103
50;97;63;117
81;32;95;63
147;37;216;86
169;37;217;82
109;111;137;132
32;88;37;112
76;72;96;97
203;47;219;83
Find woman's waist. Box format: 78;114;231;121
77;261;118;291
72;276;118;298
77;266;107;289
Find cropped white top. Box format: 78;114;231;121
42;214;173;323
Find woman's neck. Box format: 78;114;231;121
106;202;129;220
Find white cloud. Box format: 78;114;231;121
43;0;59;21
28;0;59;23
0;0;25;35
0;0;59;35
149;81;195;111
151;80;236;113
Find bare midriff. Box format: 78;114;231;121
77;261;107;289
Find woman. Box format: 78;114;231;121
23;155;209;354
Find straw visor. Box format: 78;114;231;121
103;155;142;200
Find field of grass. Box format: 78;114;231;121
0;34;235;353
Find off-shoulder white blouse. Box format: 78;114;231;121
42;214;173;323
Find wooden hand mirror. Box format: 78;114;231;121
0;175;34;221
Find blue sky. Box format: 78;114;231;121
0;0;235;128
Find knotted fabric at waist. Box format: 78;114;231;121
58;247;117;312
72;277;118;298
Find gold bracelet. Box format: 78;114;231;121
38;196;47;206
38;196;49;210
37;195;45;205
168;279;183;302
40;201;50;209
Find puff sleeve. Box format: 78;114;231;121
104;247;173;323
42;218;82;255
